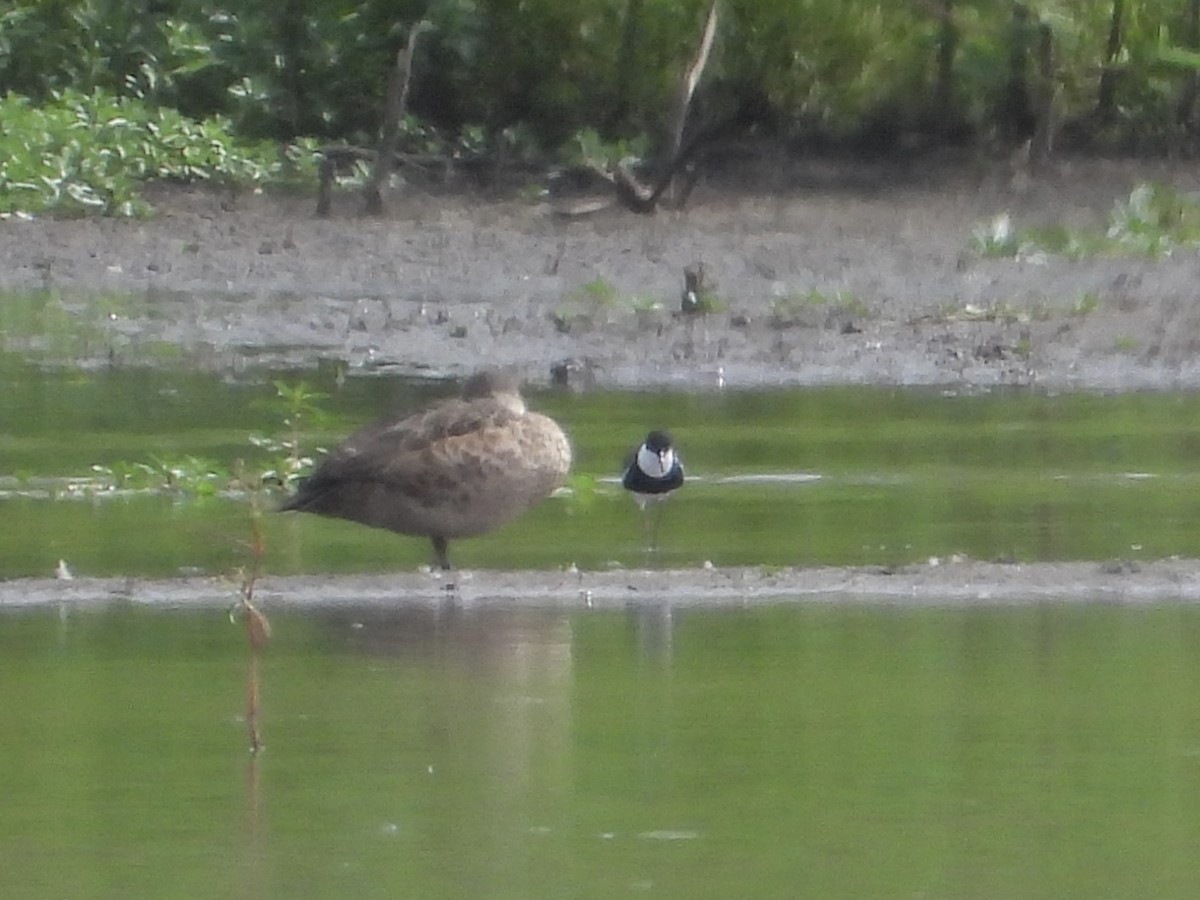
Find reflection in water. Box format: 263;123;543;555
627;600;675;668
242;754;266;900
7;600;1200;896
312;601;576;890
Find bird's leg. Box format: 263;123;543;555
637;498;666;556
430;535;461;594
431;536;451;571
647;500;668;554
634;496;652;553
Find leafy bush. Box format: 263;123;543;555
972;183;1200;260
0;89;318;217
6;1;1200;180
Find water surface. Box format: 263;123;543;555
3;358;1199;578
5;601;1200;899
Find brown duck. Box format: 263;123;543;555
280;370;571;570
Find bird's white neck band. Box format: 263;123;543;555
637;444;674;477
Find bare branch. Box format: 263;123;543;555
617;0;719;213
363;21;433;216
661;0;719;169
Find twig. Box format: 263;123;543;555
239;507;271;754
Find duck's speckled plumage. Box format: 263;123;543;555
281;371;571;569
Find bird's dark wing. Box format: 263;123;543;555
323;398;517;474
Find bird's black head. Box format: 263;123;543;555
644;430;674;452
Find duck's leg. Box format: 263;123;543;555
431;536;452;571
430;536;462;595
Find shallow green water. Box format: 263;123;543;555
3;358;1200;577
7;355;1200;899
6;601;1200;899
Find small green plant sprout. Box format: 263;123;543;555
89;460;163;493
553;278;628;332
839;293;869;318
251;381;330;489
1072;292;1101;316
972;213;1024;258
1112;335;1139;353
1020;224;1085;258
576;277;620;309
769;288;860;326
146;454;231;497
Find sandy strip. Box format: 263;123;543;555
3;559;1200;611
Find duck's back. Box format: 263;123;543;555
284;396;571;538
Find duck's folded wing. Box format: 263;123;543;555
320;399;521;484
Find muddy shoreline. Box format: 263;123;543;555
6;155;1200;391
5;559;1200;610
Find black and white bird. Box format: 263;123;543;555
622;430;684;551
622;430;684;505
280;370;572;572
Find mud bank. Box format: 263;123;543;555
4;558;1200;611
6;156;1200;391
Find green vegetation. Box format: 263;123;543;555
5;2;1200;216
80;380;324;501
1113;334;1141;352
972;213;1025;258
560;128;652;173
552;277;669;331
1073;291;1102;316
770;288;863;325
0;89;318;217
575;277;621;310
973;182;1200;259
684;276;727;315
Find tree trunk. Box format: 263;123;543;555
279;0;307;136
364;23;430;216
1002;3;1035;144
1176;0;1200;129
1096;0;1124;123
933;0;958;137
608;0;645;130
1030;22;1056;162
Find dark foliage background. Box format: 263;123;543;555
4;1;1200;154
